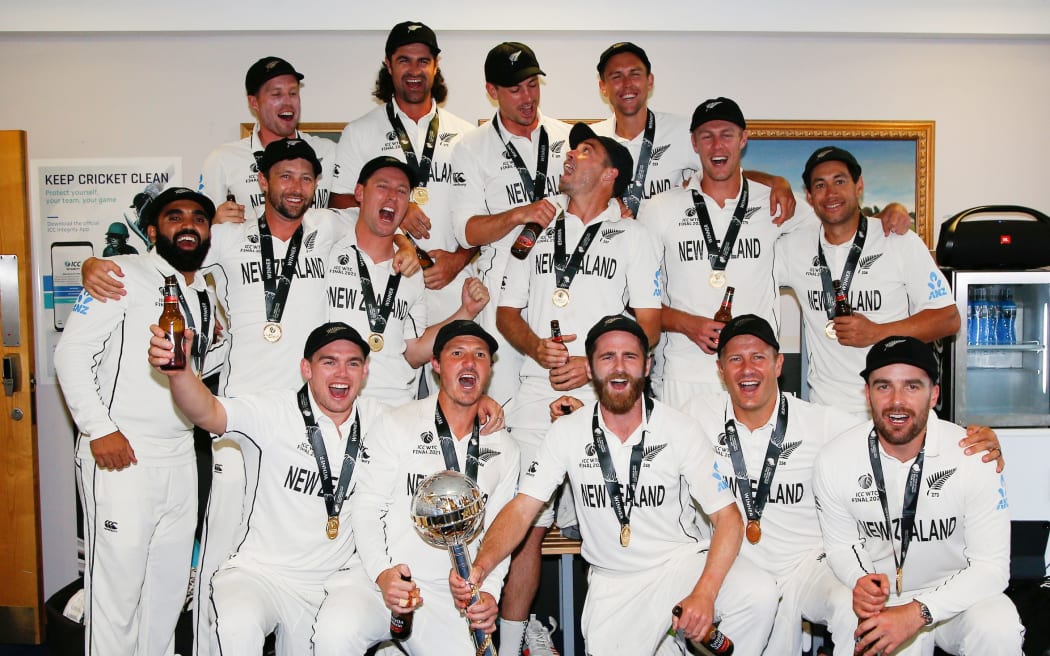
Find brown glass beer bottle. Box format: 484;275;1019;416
159;275;186;371
713;286;735;323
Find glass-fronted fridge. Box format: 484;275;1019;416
938;269;1050;426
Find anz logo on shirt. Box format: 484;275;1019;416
928;272;949;301
72;290;93;316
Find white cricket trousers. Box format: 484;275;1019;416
582;543;778;656
76;457;196;656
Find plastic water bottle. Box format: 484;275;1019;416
997;288;1017;345
974;288;993;346
967;288;978;345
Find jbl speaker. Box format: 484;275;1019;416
937;205;1050;269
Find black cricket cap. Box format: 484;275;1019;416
597;42;651;76
385;21;440;58
485;42;545;87
245;56;304;96
689;96;747;132
569;122;634;198
356;156;418;189
257;138;322;176
585;315;650;357
802;146;862;190
304;322;370;360
716;314;780;357
138;187;215;229
860;336;939;383
432;320;499;358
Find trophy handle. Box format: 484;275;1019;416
448;543;498;656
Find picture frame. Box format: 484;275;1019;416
743;120;935;246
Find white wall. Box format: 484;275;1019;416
3;27;1049;596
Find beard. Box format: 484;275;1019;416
594;370;646;414
155;230;210;272
872;406;930;448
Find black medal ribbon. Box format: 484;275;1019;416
690;178;749;273
722;393;789;523
257;215;303;324
553;214;603;291
591;395;655;539
621;109;656;217
817;214;868;320
492;116;550;201
297;384;361;522
352;246;402;337
386;102;439;190
866;427;925;592
171;282;212;375
433;401;481;483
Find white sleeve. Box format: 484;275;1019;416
198;148;230;206
478;440;521;602
348;411;403;582
776;197;819;235
218;393;283;450
449;142;489;249
679;420;735;515
497;251;530;309
54;289;127;440
517;422;570;503
916;461;1011;621
898;232;955;312
330;123;368;195
625;224;663;311
813;448;875;587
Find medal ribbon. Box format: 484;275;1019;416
553;213;603;291
352;246;402;337
690;178;749;273
591;395;655;538
170;282;212;375
385;102;440;190
621;109;656;217
297;384;361;523
433;401;481;483
722;393;789;523
492;116;550;201
866;427;925;593
817;214;868;321
257;215;303;324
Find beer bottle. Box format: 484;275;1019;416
405;234;435;269
511;222;543;260
550;319;563;343
713;286;735;323
225;192;237;203
389;574;414;641
674;605;734;655
833;279;852;317
159;275;186;371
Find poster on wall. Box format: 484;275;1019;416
30;157;182;384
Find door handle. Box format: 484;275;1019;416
3;354;20;396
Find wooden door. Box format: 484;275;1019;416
0;130;44;643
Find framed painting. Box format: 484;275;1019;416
743;120;935;246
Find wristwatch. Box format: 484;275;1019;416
916;600;933;626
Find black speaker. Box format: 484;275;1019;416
937;205;1050;269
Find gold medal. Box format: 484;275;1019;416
367;332;385;352
619;524;631;548
709;271;727;288
745;519;762;544
825;320;838;339
326;516;339;540
262;322;283;343
552;288;571;307
411;186;429;205
896;567;903;595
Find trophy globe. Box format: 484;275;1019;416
410;470;497;656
